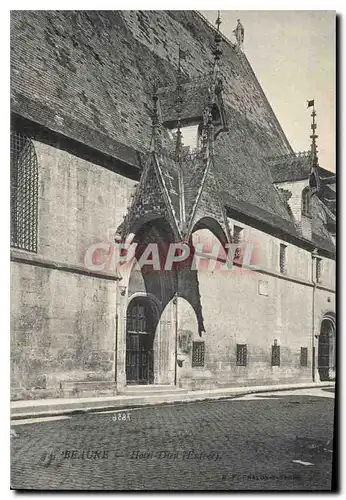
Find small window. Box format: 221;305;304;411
300;347;308;367
302;187;311;216
233;225;243;244
279;244;287;274
271;342;280;366
316;258;322;283
192;341;205;367
236;344;247;366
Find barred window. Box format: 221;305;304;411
236;344;247;366
302;187;311;216
192;341;205;367
300;347;308;367
11;131;38;252
316;258;322;283
279;244;287;274
271;343;280;366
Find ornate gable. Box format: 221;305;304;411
119;13;229;244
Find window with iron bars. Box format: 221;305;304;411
192;341;205;367
316;258;322;283
236;344;247;366
11;131;38;252
300;347;308;367
271;344;280;366
279;243;287;274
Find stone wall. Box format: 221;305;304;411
10;140;136;399
175;224;335;389
10;139;335;399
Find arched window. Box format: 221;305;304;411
10;131;38;252
302;186;311;216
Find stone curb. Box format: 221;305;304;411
11;381;335;421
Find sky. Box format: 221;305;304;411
200;10;335;172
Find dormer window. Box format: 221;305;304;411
169;124;200;152
302;187;311;216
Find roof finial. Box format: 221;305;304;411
307;99;320;193
213;11;223;68
150;81;161;153
216;10;222;31
175;45;186;160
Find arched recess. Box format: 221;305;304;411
127;217;178;307
124;217;178;385
318;312;336;381
178;216;230;336
301;186;311;216
192;216;229;247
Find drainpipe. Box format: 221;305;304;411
114;282;119;384
173;292;178;386
311;248;318;382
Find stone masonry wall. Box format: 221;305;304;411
10;141;137;399
176;224;335;389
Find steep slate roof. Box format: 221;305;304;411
158;76;213;127
10;10;334;253
269;153;312;183
269;151;335;184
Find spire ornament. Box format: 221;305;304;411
175;46;187;161
213;11;223;76
307;99;320;194
150;82;162;153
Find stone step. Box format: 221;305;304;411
120;385;188;395
62;380;117;397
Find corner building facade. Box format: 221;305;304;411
10;11;336;399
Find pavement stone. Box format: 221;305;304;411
11;388;335;491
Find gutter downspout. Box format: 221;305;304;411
174;293;178;386
311;248;318;382
114;283;119;384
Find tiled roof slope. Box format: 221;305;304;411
10;10;334;253
269;152;335;183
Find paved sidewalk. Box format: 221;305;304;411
11;381;335;420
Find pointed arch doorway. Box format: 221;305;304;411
126;297;157;385
318;314;336;381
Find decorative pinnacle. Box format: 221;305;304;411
213;11;223;62
215;11;222;31
309;104;319;166
175;45;184;160
151;81;161;152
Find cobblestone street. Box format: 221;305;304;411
11;387;335;491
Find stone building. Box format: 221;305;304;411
10;11;336;400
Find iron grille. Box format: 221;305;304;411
300;347;308;367
11;131;38;252
236;344;247;366
279;244;287;274
316;258;322;283
192;341;205;367
271;344;280;366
